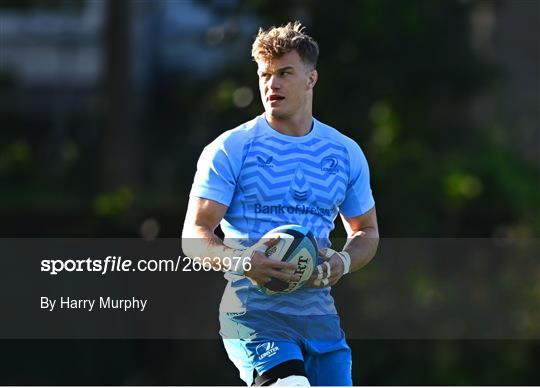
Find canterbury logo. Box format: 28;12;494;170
257;156;274;167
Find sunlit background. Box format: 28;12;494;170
0;0;538;384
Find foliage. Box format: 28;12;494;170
0;0;538;384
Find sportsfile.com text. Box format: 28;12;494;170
40;256;251;275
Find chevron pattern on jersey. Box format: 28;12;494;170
226;131;350;315
237;136;349;240
207;116;374;316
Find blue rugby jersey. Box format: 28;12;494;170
190;114;374;315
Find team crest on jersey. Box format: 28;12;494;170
255;341;279;360
257;156;274;168
321;156;339;174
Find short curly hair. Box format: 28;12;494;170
251;21;319;69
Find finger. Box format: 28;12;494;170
307;274;328;288
318;248;335;261
310;273;335;288
314;278;330;287
327;271;343;286
304;275;318;287
258;276;271;285
316;264;323;280
262;236;281;247
254;245;268;254
323;261;332;278
249;277;272;286
266;269;290;283
318;252;331;261
250;249;270;260
271;260;297;271
268;269;300;283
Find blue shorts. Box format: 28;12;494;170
220;310;352;386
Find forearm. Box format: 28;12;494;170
342;227;379;273
181;225;241;271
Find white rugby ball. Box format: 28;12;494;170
258;224;317;295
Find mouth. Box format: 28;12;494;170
268;95;285;106
268;95;285;102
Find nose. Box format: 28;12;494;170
268;74;280;90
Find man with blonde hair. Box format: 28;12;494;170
183;21;378;386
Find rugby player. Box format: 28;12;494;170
182;21;379;386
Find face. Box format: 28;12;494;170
256;50;318;120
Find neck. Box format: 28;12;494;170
265;109;313;137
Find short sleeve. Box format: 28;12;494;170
189;133;244;207
339;141;375;217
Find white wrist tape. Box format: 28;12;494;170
337;251;351;274
321;248;351;275
322;248;336;259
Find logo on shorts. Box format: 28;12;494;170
256;341;279;360
321;157;339;174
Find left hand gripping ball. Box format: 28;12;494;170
259;224;317;295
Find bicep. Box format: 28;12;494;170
340;206;378;237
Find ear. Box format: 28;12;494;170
307;69;318;90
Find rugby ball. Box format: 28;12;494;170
258;224;317;295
